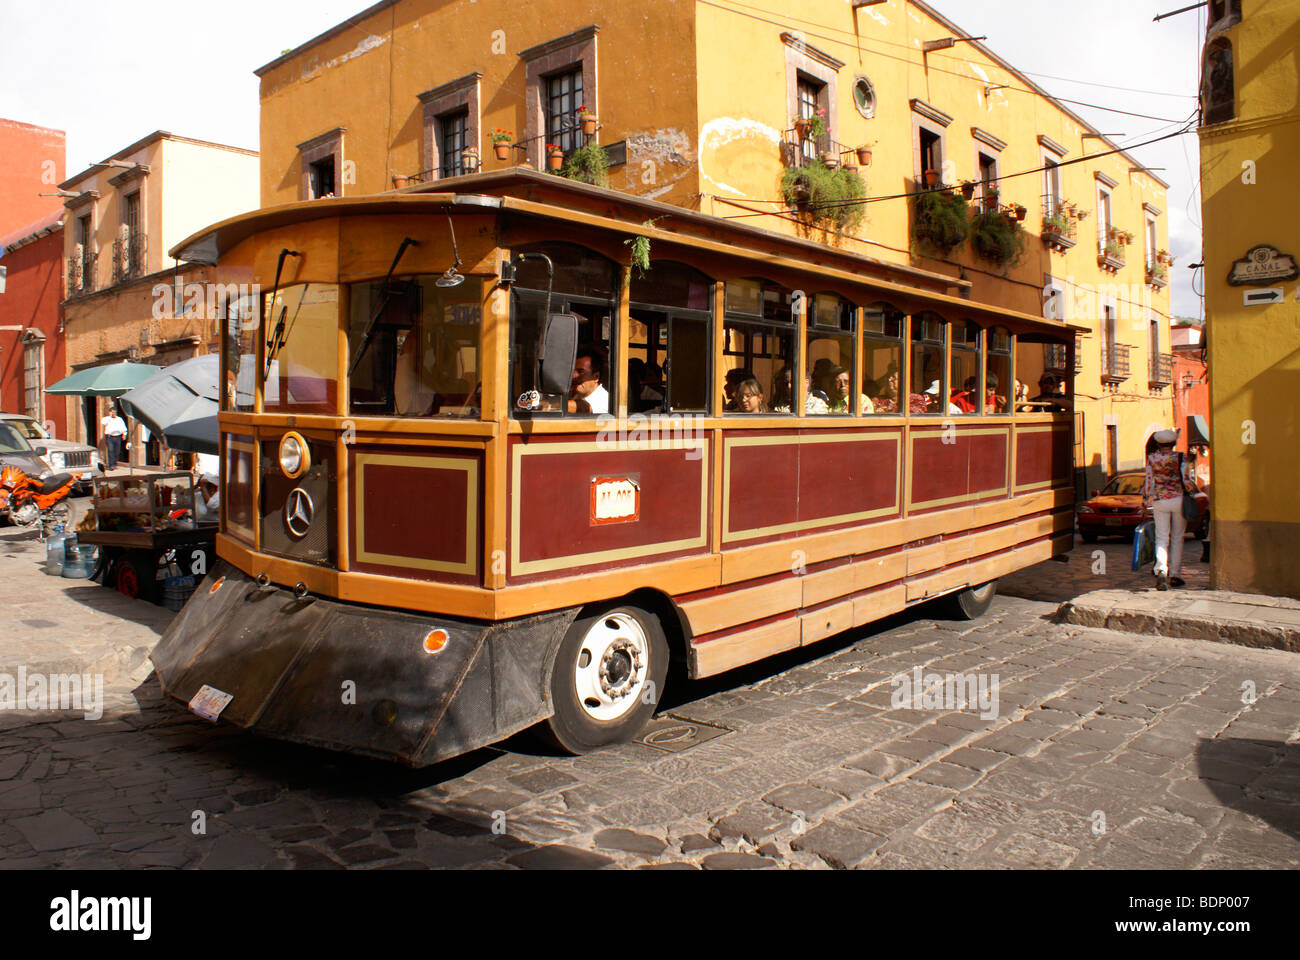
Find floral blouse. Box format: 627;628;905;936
1144;451;1196;506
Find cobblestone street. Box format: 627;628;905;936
2;522;1297;870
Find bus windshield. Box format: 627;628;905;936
262;283;340;415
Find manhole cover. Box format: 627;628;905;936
635;715;731;753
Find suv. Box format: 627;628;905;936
0;413;104;494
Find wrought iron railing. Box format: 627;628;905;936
1149;352;1174;386
111;234;147;284
781;128;855;169
65;254;97;297
1101;343;1132;383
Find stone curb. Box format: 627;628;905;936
1057;593;1299;653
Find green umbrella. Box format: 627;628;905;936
45;361;160;397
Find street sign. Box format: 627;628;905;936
1243;287;1283;306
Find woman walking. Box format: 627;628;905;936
1144;429;1199;590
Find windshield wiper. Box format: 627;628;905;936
263;248;301;379
348;237;420;378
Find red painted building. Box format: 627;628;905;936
0;212;67;433
0;118;66;236
1172;319;1210;486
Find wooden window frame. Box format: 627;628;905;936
298;127;345;200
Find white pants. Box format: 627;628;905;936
1152;496;1186;577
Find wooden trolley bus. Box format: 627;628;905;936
152;170;1078;766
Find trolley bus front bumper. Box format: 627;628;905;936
150;561;579;767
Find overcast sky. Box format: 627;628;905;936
0;0;1206;317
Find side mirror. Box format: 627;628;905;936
539;313;579;398
34;446;48;457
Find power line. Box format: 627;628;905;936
695;0;1191;123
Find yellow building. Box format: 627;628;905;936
256;0;1174;490
1198;0;1300;596
60;131;259;464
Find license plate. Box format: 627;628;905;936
1105;518;1123;526
188;684;234;722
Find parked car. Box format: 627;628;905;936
1077;470;1209;542
0;413;103;494
0;421;55;522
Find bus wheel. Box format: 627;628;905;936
542;604;668;754
945;581;998;621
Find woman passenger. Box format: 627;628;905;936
737;378;768;414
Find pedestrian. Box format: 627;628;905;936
1143;428;1199;590
101;406;128;468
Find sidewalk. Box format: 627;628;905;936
1060;590;1300;653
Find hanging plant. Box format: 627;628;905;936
780;160;866;236
911;188;970;255
558;142;610;186
970;207;1027;267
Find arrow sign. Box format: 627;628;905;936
1243;287;1283;306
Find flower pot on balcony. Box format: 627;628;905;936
1013;204;1027;222
581;116;598;137
494;142;511;162
924;169;941;187
794;118;813;140
843;163;859;175
856;146;873;166
548;151;564;171
820;152;839;168
392;176;412;189
961;181;976;200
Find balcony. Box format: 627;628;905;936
781;128;855;169
1145;261;1170;289
111;234;147;284
1149;352;1174;387
1101;343;1132;384
65;254;96;298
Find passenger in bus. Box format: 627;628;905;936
985;372;1006;413
925;380;963;415
627;358;646;411
640;362;666;411
724;368;754;411
827;365;873;414
810;358;835;407
770;366;794;412
870;368;901;413
950;377;979;414
1029;375;1071;412
736;379;768;413
569;345;610;415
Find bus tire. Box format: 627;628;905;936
541;603;668;755
945;580;998;620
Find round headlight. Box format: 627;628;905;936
279;432;310;479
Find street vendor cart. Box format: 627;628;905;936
80;471;217;605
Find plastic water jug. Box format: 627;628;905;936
46;532;69;575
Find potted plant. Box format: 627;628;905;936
560;142;611;186
960;180;977;200
820;152;839;168
856;143;874;166
780;160;866;236
924;168;942;187
911;187;970;255
808;108;829;140
392;175;412;189
1104;240;1124;261
1076;208;1089;221
491;129;513;161
793;116;813;140
971;207;1027;267
985;185;1000;205
547;144;564;171
578;104;598;137
1013;203;1027;222
1147;262;1169;283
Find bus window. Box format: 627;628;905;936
986;326;1012;414
223;292;259;413
863;302;905;414
262;283;340;416
510;243;618;417
1017;334;1071;412
950;320;981;415
910;313;948;415
347;278;481;418
807;293;857;415
629;261;713;414
724;278;794;414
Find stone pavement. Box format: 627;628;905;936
1;560;1297;868
0;512;169;685
1000;533;1211;603
1062;590;1300;653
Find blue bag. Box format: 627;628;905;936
1131;521;1155;571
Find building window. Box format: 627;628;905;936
23;338;44;422
1145;215;1159;271
439;110;470;178
521;27;598;169
852;76;876;119
1097;184;1113;252
1043;157;1063;216
298;127;345;200
796;75;828;162
545;67;584;156
978;152;999;211
1202;39;1234;125
918;128;942;185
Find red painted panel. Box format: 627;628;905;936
727;436;799;535
515;440;707;567
797;436;898;523
1016;430;1054;487
968;431;1009;496
361;463;469;565
911;434;970;505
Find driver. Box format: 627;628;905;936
568;345;609;415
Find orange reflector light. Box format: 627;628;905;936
423;629;449;654
209;577;226;595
